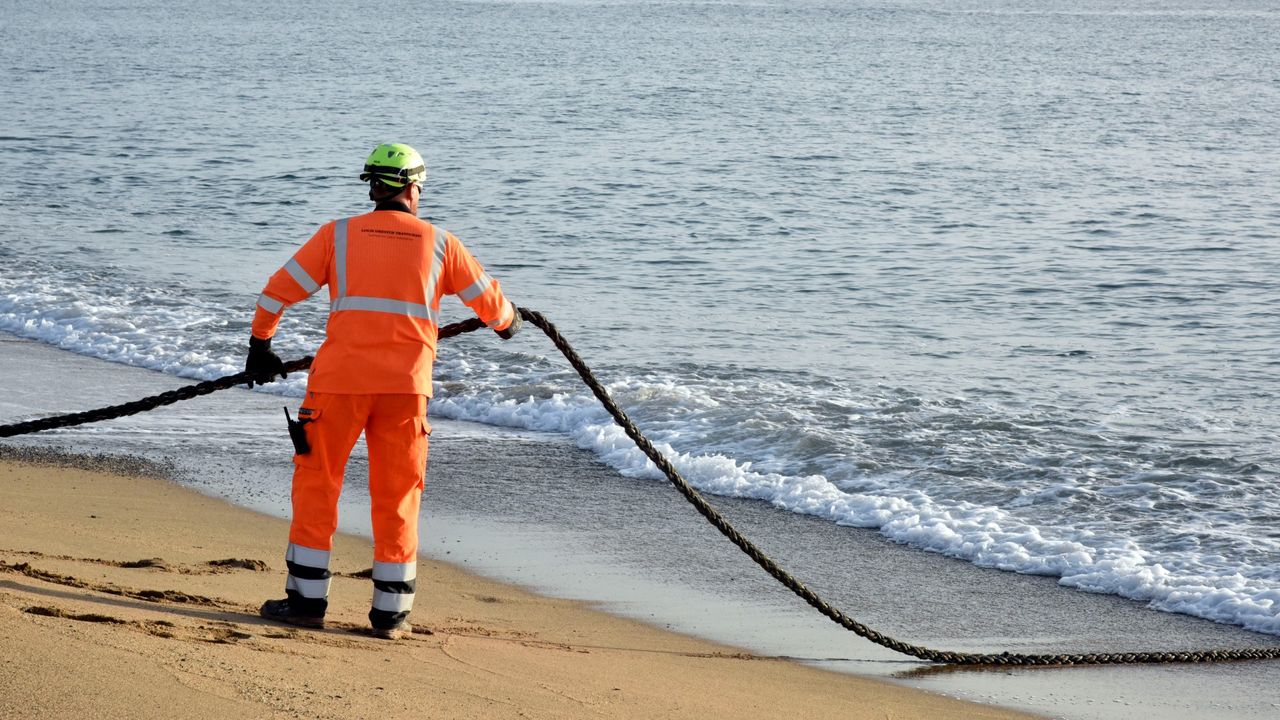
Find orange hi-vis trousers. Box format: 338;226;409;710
284;391;428;626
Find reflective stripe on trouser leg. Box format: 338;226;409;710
283;542;332;616
365;393;428;628
371;561;417;620
286;542;333;598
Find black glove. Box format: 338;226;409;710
495;307;523;340
245;335;287;387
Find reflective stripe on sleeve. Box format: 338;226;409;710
284;258;321;295
331;296;438;324
257;293;285;314
286;574;332;600
372;588;415;613
372;561;416;582
286;543;331;570
456;272;494;302
333;218;349;298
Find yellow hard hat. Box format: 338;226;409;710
359;143;426;188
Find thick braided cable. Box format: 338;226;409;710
2;309;1278;665
517;308;1280;666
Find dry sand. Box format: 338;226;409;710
0;457;1039;719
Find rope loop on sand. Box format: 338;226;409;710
3;307;1279;666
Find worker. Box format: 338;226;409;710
244;142;521;640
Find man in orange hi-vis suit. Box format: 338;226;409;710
244;142;521;640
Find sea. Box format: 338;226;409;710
2;0;1279;698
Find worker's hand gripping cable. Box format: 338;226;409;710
246;336;288;388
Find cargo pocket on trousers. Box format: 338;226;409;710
415;416;431;489
289;406;322;469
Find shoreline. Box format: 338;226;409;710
0;454;1038;719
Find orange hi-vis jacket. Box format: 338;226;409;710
251;208;515;395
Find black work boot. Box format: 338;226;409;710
259;597;325;629
371;618;413;640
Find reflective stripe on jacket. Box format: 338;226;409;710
251;209;514;395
